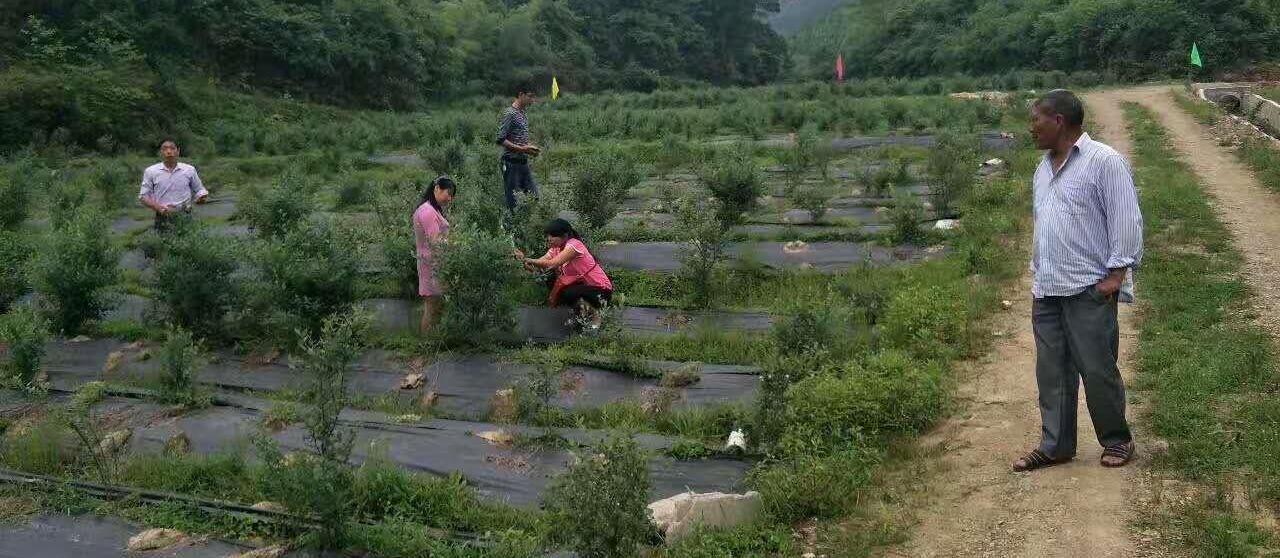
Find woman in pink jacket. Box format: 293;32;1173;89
413;176;456;334
517;218;614;330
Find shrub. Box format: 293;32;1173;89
656;133;687;179
257;312;368;549
0;169;31;230
47;178;90;229
516;351;564;422
928;131;980;217
0;231;31;312
701;149;764;228
150;225;238;340
333;173;372;209
568;150;643;232
0;415;76;475
779;350;945;456
32;208;120;335
749;447;881;523
90;161;135;209
239;216;360;344
0;304;50;389
783;124;819;196
433;225;523;347
421;137;467;176
880;284;969;360
238;169;317;238
372;181;421;298
544;434;653;558
890;189;926;245
792;182;831;222
675;196;728;309
158;327;201;406
505;191;561;259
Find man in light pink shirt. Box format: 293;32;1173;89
139;139;208;232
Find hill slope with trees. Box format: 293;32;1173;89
789;0;1280;81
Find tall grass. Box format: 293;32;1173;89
1124;103;1280;554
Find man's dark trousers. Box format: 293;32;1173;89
1033;286;1133;460
502;155;538;209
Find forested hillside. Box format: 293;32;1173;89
0;0;784;109
790;0;1280;81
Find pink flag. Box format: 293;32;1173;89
836;53;845;82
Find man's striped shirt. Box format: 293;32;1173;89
1031;133;1144;302
496;105;530;157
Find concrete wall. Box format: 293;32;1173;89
1242;94;1280;134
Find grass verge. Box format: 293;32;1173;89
1124;102;1280;556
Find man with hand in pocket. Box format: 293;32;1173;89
1013;89;1144;472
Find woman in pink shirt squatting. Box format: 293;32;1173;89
517;219;614;330
413;176;456;334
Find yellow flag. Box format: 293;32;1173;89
552;77;560;100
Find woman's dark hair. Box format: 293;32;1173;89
420;175;456;212
544;218;579;240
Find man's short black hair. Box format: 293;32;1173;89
159;138;179;149
1034;89;1085;128
515;80;539;97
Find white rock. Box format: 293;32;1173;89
725;429;746;451
934;219;958;231
127;528;186;552
648;491;763;541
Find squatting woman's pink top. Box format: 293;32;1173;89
546;238;613;291
413;201;449;297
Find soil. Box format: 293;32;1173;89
872;88;1239;558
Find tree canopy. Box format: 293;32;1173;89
0;0;787;108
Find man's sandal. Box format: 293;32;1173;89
1012;449;1073;472
1100;442;1135;468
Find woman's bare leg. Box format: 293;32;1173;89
421;296;442;335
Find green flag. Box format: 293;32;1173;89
1190;42;1203;68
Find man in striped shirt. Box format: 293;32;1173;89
496;82;542;210
1013;90;1143;472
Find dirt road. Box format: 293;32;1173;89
875;88;1216;558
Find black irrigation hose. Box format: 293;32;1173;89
0;467;484;544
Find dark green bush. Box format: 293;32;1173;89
238;216;359;344
791;182;831;223
568;150;643;232
749;447;881;523
0;62;157;154
238;170;317;239
0;170;31;230
90;161;135;209
158;327;201;406
421;138;467;176
32;208;120;335
675;196;728;309
47;178;90;229
0;304;50;389
433;225;523;347
506;191;562;259
881;283;969;360
0;231;31;312
701;149;763;228
890;189;926;245
150;225;239;339
544;435;654;558
780;350;945;456
928;131;981;217
256;311;368;549
372;181;422;298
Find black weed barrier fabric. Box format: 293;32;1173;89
39;340;759;418
359;300;774;339
0;515;263;558
595;241;941;272
127;396;751;507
